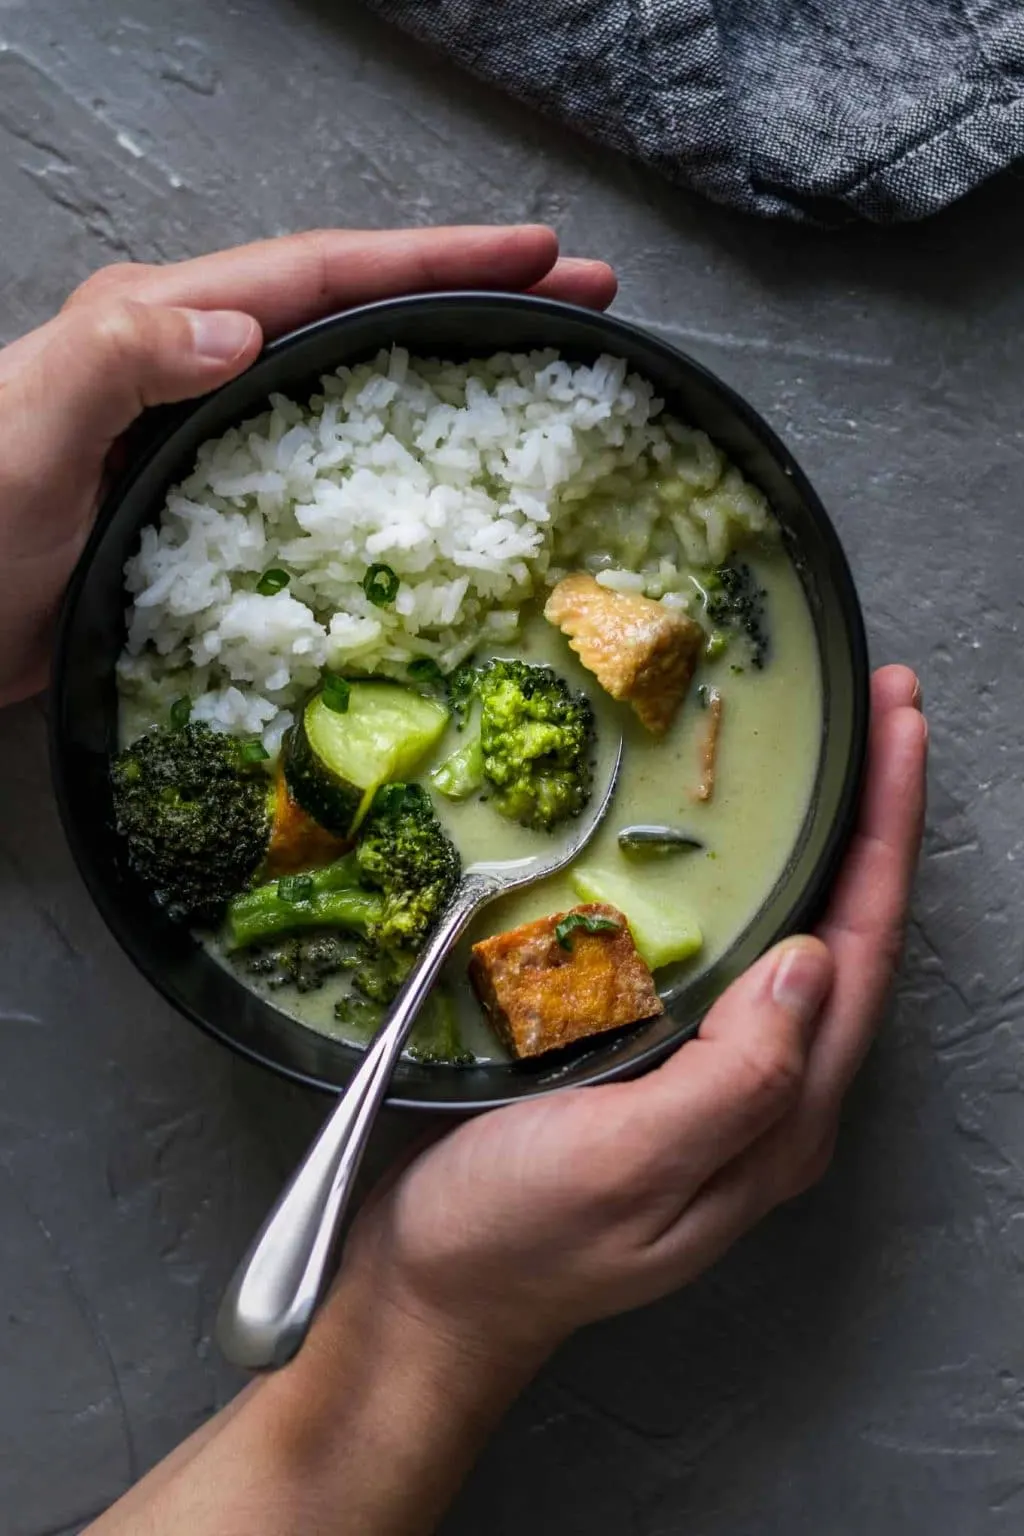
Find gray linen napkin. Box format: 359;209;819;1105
362;0;1024;221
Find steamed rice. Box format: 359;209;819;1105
118;348;772;753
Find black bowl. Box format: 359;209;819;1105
50;292;869;1111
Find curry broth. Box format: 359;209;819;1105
255;546;821;1060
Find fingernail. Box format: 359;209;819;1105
912;678;924;710
771;942;832;1027
184;308;257;362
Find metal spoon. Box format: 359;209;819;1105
617;824;704;857
216;737;623;1371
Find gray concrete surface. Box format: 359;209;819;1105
0;3;1021;1533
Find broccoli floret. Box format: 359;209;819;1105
244;933;362;992
355;783;461;949
110;722;272;922
352;945;415;1004
226;856;383;949
247;934;412;1004
332;984;473;1065
449;658;593;831
702;562;769;669
226;786;459;957
445;663;480;728
333;993;385;1036
246;939;301;987
406;988;476;1067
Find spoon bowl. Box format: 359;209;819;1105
466;736;624;885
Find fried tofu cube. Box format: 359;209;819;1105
544;573;703;735
469;903;664;1060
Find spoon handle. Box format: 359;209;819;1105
216;874;495;1371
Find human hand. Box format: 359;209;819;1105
0;226;615;708
344;666;927;1364
78;680;924;1536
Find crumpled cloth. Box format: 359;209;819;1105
362;0;1024;222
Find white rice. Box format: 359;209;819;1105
118;347;772;752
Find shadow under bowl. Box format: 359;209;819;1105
49;292;869;1111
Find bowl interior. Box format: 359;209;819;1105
50;292;868;1109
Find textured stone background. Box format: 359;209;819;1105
1;3;1022;1533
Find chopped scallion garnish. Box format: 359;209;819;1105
256;568;290;596
408;657;444;685
321;673;351;713
362;563;400;607
554;911;622;951
277;874;314;904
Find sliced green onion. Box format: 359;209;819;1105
705;631;729;661
169;696;191;730
256;568;290;596
362;563;400;607
277;874;314;905
321;673;351;713
555;911;623;951
240;740;269;764
408;657;444;685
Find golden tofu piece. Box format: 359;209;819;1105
469;903;663;1060
544;573;703;734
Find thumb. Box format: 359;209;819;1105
587;936;835;1206
658;935;835;1167
9;297;262;473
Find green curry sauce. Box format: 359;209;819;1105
258;545;821;1061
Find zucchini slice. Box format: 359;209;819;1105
284;681;449;836
570;864;703;970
